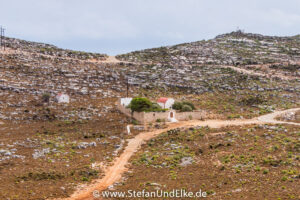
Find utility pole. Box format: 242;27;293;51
0;26;5;50
124;72;130;98
127;77;129;97
0;26;2;49
3;27;5;50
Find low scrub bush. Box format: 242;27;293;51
172;101;195;112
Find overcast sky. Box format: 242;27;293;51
1;0;300;55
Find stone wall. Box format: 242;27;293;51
176;110;206;121
143;112;170;123
116;99;145;122
143;110;207;122
117;99;207;123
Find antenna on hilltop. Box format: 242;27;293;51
0;26;5;50
236;26;245;34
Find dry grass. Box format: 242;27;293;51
0;106;142;199
109;124;300;200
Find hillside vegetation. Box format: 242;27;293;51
0;31;299;199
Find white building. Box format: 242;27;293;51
120;97;132;107
55;93;70;103
157;97;175;109
168;110;178;122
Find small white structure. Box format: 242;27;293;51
120;97;132;107
168;111;178;122
127;125;131;135
157;97;175;109
55;93;70;103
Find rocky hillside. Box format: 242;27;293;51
0;33;299;199
0;33;299;121
117;31;300;66
2;36;107;60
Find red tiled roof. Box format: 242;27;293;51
157;97;168;103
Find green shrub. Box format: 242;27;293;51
42;93;50;103
132;119;139;125
128;97;152;112
151;103;161;110
172;101;183;110
263;169;269;174
128;98;166;112
172;101;195;112
281;176;288;181
182;101;195;110
240;95;264;106
149;103;166;112
181;105;193;112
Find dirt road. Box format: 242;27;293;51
220;65;297;81
257;108;300;125
0;48;135;65
1;48;297;80
60;108;300;200
99;56;120;63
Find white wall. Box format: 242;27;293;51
57;94;69;103
165;98;175;109
120;98;132;107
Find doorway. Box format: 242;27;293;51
170;112;174;118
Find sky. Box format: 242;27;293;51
1;0;300;55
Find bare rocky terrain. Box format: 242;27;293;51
0;31;299;199
118;31;300;66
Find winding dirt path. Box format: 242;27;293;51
1;48;297;80
257;108;300;125
220;64;298;81
60;108;300;200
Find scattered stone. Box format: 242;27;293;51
179;157;193;167
75;142;97;149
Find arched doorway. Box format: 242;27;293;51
168;111;177;122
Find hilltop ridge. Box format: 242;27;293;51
0;31;299;200
117;31;300;66
2;36;107;60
